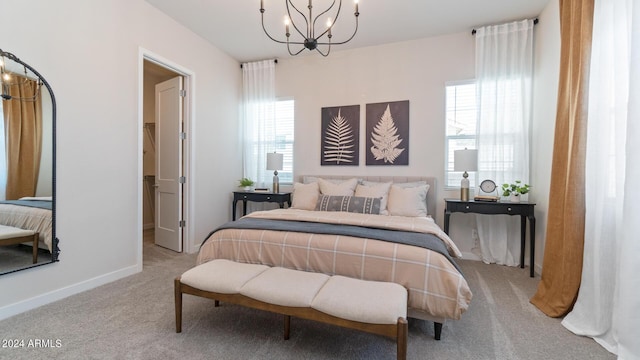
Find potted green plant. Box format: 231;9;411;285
501;180;530;203
238;177;255;191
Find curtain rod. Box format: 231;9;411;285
472;18;538;35
240;59;278;69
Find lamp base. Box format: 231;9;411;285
460;174;470;202
460;188;469;202
272;171;279;193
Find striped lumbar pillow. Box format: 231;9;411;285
315;195;381;215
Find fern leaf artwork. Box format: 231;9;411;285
323;109;355;164
369;105;405;163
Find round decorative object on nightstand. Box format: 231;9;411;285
480;179;497;194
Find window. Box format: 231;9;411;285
273;99;294;184
255;98;294;186
445;81;477;188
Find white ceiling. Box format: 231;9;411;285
145;0;551;63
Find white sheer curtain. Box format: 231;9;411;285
241;60;276;188
473;19;534;266
562;0;640;358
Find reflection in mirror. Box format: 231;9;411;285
0;49;58;275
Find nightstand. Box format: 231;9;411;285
444;199;536;277
232;191;292;221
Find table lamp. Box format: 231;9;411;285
454;149;478;201
266;152;283;193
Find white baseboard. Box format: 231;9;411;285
0;265;141;321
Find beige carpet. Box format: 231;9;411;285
0;234;614;359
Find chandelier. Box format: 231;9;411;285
260;0;360;57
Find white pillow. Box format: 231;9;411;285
355;181;392;215
387;184;430;217
317;178;358;196
291;182;320;210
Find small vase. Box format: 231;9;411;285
243;186;251;191
509;193;521;203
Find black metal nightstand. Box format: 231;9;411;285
232;191;292;221
444;199;536;277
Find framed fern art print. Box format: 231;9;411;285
366;100;409;165
321;105;360;166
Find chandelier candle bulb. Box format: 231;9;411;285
355;0;358;13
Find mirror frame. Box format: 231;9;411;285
0;49;59;274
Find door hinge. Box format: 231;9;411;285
179;176;186;184
179;89;186;97
179;220;186;227
180;132;186;140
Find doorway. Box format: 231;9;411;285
141;56;191;257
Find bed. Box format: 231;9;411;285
0;197;53;252
197;176;472;334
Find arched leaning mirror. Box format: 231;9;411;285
0;49;58;275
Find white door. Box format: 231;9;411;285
155;76;184;252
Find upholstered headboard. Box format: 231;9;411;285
297;175;438;221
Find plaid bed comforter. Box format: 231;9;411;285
197;209;472;320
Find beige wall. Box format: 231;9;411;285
0;0;242;319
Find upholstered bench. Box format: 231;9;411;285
0;225;39;264
175;259;409;360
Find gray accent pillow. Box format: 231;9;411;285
315;195;381;215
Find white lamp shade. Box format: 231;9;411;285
266;152;283;171
454;149;478;172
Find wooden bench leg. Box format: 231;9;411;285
397;318;408;360
32;233;38;264
284;315;291;340
175;277;182;333
434;322;442;340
